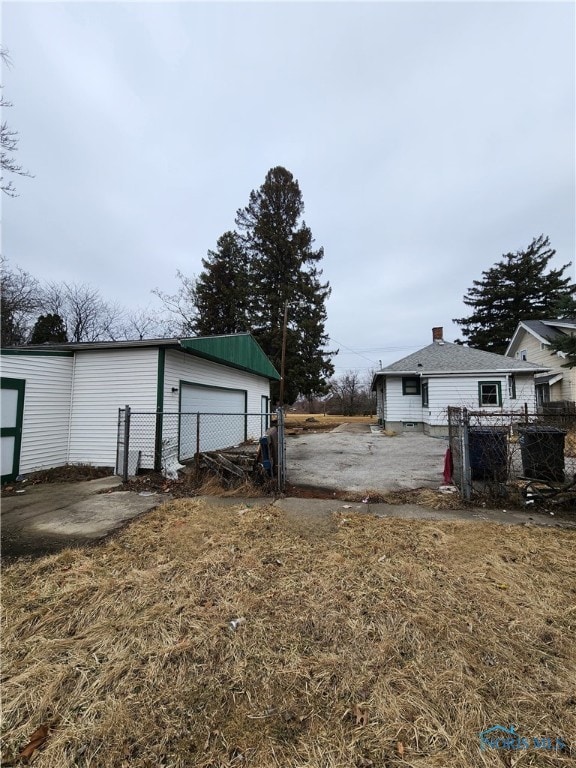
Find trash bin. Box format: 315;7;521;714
518;426;566;483
468;426;508;481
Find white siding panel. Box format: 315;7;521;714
0;354;74;473
162;350;272;455
68;349;158;466
508;328;576;402
384;373;538;428
426;374;536;426
384;378;424;423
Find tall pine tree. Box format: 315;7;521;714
192;231;250;336
234;166;334;403
454;235;574;354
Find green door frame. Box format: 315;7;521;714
1;377;26;483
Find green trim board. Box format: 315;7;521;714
478;381;502;407
1;349;74;357
180;334;280;381
154;348;166;472
1;377;26;483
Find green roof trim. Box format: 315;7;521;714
180;334;280;381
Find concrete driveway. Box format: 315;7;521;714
286;424;449;493
1;476;165;559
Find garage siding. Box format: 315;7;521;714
68;349;159;467
161;350;272;457
0;354;74;473
163;350;270;413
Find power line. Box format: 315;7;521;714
327;337;378;365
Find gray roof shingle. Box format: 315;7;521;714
521;320;564;343
378;341;548;375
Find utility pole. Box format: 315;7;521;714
279;301;288;407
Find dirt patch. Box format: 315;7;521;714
1;465;113;496
2;498;574;767
121;469;276;499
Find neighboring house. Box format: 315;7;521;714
0;334;280;483
505;319;576;406
371;327;548;435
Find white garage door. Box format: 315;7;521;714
179;384;246;459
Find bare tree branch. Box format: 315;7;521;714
1;47;33;197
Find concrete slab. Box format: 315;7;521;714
286;429;448;493
1;476;165;559
273;496;576;529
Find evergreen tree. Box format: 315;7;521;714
192;232;250;336
549;334;576;368
454;235;574;354
30;313;68;343
235;166;334;403
549;294;576;367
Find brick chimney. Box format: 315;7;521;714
432;327;443;343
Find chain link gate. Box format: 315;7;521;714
116;405;286;491
447;405;576;501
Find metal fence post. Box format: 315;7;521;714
123;404;131;482
195;412;201;469
276;407;286;491
461;407;472;501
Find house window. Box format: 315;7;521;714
402;377;420;395
421;381;429;407
508;375;516;400
478;381;502;407
519;350;527;361
536;383;550;407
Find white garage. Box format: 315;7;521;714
179;383;247;457
0;334;280;481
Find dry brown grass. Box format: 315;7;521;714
2;499;575;767
285;414;376;424
285;414;376;431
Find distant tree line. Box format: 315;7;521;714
327;370;376;416
0;257;172;346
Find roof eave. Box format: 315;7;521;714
375;367;549;376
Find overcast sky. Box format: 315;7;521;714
2;0;575;379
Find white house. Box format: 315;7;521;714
371;327;548;435
1;334;279;483
505;319;576;406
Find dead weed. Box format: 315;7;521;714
2;499;575;767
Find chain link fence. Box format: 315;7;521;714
116;406;286;490
447;406;576;502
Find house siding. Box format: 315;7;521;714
425;374;536;426
507;328;575;402
68;349;159;466
385;378;424;425
382;373;537;433
0;354;74;473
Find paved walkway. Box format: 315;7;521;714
1;477;163;558
3;478;573;561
